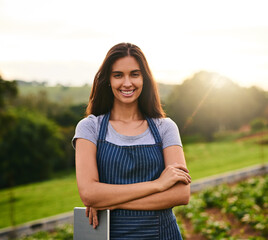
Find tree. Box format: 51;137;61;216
0;75;18;137
0;76;65;188
165;71;268;141
0;108;64;188
0;75;18;108
250;118;267;132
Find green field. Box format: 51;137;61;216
0;174;83;229
0;139;267;229
185;140;267;180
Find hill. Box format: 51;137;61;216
16;81;175;105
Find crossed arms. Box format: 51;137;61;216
75;138;191;227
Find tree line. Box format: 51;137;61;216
0;75;86;188
164;71;268;141
0;71;267;188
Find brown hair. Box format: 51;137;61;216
86;42;165;118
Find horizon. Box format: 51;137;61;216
12;71;268;92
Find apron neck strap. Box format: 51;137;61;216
146;117;162;144
98;112;110;141
98;112;162;145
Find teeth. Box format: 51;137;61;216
121;90;134;95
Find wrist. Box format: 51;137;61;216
152;179;163;192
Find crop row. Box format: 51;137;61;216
174;174;268;239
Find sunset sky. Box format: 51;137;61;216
0;0;268;90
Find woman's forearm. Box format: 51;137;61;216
81;180;160;208
104;182;190;211
81;165;190;208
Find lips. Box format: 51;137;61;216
120;89;135;97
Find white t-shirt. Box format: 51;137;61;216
72;114;182;149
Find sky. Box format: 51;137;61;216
0;0;268;90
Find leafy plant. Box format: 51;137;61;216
18;224;73;240
175;175;268;238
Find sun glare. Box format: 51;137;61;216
0;0;267;89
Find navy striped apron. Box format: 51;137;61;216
97;113;183;240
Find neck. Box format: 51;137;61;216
110;102;143;121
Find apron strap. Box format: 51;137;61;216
98;112;162;146
98;112;110;141
146;117;162;145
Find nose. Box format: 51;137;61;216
123;76;132;87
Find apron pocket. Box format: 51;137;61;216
111;215;160;240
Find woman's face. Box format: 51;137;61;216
110;56;143;106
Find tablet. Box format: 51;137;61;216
74;207;110;240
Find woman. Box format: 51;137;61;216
72;43;191;239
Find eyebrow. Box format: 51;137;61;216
111;69;141;74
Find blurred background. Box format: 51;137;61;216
0;0;267;239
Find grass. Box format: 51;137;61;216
0;139;267;229
0;173;83;229
184;139;267;180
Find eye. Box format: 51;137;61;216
113;73;122;78
131;72;140;77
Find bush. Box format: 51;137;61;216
0;108;64;188
250;118;267;132
18;224;73;240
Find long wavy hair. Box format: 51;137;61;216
86;42;165;118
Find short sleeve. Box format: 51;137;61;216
155;118;182;149
71;115;99;149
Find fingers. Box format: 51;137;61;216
88;207;92;225
173;170;191;184
167;164;191;184
93;211;99;229
171;163;189;173
86;207;99;229
85;207;90;217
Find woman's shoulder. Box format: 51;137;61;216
152;117;178;131
152;117;182;148
72;114;105;148
76;114;104;130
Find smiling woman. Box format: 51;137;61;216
72;43;191;239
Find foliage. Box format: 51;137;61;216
0;75;18;108
18;224;73;240
12;90;85;171
0;108;64;188
165;71;268;141
0;76;18;137
0;77;83;188
175;175;268;239
13;90;86;127
250;118;267;132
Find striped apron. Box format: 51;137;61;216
97;113;183;240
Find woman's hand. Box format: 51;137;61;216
85;207;98;229
155;163;191;191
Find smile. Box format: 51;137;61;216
120;89;135;96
